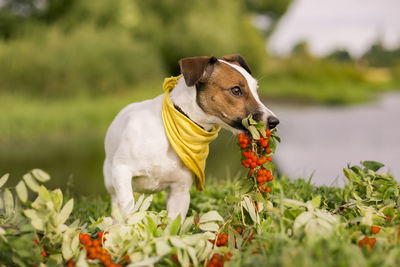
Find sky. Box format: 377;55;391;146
268;0;400;57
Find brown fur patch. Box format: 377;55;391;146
196;61;259;129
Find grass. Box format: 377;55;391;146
62;166;400;267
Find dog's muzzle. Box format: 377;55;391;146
267;116;280;129
253;112;280;130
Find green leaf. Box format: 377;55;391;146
155;240;171;256
146;216;157;235
24;209;42;224
76;250;89;267
248;116;257;125
248;125;260;140
187;246;198;266
198;222;219;232
133;194;145;213
15;181;28;203
293;211;313;233
38;185;51;202
310;195;321;209
168;214;181;235
272;133;281;142
182;234;203;246
58;198;74;225
62;233;73;260
139;195;153;212
242;116;250;129
169;236;186;249
0;173;9;188
343;168;361;184
268;137;277;153
258;127;267;138
51;188;64;211
228;227;237;249
31;169;50;182
23;173;40;192
127;211;146;225
199;210;224;223
362;161;385;172
4;188;14;216
255;121;265;130
263;161;275;172
179;216;193;235
198;240;213;261
128;255;163;267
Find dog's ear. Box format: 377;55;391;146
221;54;252;75
179;56;218;87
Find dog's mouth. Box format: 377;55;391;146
228;118;247;131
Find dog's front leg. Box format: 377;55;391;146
166;186;190;223
111;164;135;217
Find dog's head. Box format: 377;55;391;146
179;55;279;133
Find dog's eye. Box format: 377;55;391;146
230;86;243;96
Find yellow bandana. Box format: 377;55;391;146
161;75;221;191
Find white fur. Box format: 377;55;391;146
219;60;276;121
104;62;275;222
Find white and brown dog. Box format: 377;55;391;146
104;55;279;221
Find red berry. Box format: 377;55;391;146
236;227;243;234
358;236;369;248
371;226;380;234
267;157;272;162
93;239;101;247
368;237;376;249
41;250;48;258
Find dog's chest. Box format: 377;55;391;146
106;95;193;193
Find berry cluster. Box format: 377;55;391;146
203;227;254;266
358;226;381;251
358;236;376;251
214;233;228;247
79;232;124;267
32;237;48;259
238;129;274;194
205;252;232;267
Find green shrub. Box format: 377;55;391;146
0;26;165;97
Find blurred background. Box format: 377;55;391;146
1;0;399;195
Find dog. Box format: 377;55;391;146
103;55;279;222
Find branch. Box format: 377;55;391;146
332;198;370;214
0;224;19;230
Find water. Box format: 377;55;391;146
271;92;400;186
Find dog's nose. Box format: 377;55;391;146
267;116;280;129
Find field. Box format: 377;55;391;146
1;152;400;266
